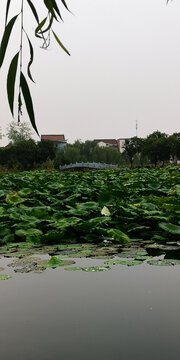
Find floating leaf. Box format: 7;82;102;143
147;259;180;266
45;256;75;268
105;259;143;266
0;275;12;280
64;266;111;272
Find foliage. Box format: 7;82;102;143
169;133;180;161
0;139;56;170
123;137;144;167
6;121;33;143
37;140;56;163
0;131;180;171
0;167;179;246
142;131;170;166
0;1;70;133
123;131;180;167
54;140;124;168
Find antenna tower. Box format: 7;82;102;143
136;120;138;137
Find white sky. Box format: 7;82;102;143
0;0;180;145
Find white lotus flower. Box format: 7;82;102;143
101;206;110;216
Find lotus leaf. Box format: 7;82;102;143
159;222;180;235
44;256;75;268
0;275;12;280
147;259;180;266
104;259;143;266
64;266;111;272
108;229;131;244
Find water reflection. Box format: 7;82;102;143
0;258;180;360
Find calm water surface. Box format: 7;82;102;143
0;257;180;360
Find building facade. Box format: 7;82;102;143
94;138;131;153
41;135;67;150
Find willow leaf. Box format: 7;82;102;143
35;17;47;36
5;0;12;25
44;0;57;19
26;0;40;23
7;52;19;117
18;92;22;123
25;33;35;83
20;72;39;135
41;15;54;34
0;15;19;68
52;0;63;20
52;31;70;56
60;0;70;11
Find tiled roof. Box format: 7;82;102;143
41;135;66;142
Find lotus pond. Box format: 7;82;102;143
0;167;179;246
0;167;180;359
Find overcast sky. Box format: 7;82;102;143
0;0;180;145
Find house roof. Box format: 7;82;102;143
41;135;66;142
93;139;118;145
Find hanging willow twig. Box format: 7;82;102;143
0;0;71;135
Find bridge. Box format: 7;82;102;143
59;162;118;171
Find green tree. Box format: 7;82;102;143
64;147;81;164
37;140;56;163
142;131;170;166
0;1;70;134
123;137;144;167
73;140;97;162
169;133;180;162
0;139;38;170
6;121;32;143
55;140;123;167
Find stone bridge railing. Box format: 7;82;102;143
59;162;118;171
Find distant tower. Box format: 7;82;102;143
136;120;138;137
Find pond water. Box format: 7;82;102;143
0;253;180;360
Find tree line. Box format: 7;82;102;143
123;131;180;167
0;123;179;171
